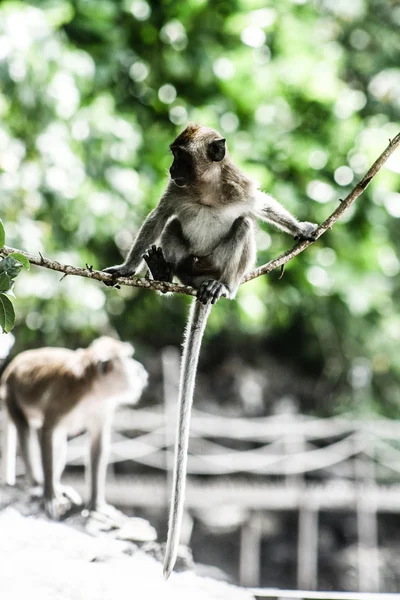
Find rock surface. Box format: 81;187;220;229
0;484;253;600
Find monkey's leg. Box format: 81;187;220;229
18;427;42;487
87;420;111;512
143;245;173;282
19;426;44;488
5;392;41;488
54;429;82;507
1;409;17;485
161;218;191;272
40;424;58;518
198;216;255;304
87;421;158;536
40;424;78;519
144;216;192;283
27;427;44;497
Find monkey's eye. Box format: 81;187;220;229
171;147;184;160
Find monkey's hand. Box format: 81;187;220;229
102;263;136;286
143;246;173;283
197;280;229;305
294;222;319;241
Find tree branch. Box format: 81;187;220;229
1;132;399;297
243;132;400;283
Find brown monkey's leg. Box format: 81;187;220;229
5;391;41;487
54;429;82;507
87;421;111;511
40;424;58;518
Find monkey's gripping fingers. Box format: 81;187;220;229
294;221;319;241
102;263;136;286
143;245;173;283
197;279;229;305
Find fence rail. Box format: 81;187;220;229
250;590;400;600
3;346;400;593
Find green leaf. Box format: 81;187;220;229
8;252;30;270
0;293;15;333
0;220;4;249
0;273;12;292
5;286;16;299
0;256;23;279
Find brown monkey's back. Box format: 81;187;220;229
1;347;91;419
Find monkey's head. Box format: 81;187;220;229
169;124;227;188
87;336;148;404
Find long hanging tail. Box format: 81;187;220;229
163;299;212;579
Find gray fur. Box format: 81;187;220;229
163;300;211;578
103;125;317;577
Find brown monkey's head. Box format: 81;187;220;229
169;124;227;188
87;336;148;404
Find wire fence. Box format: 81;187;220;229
3;347;400;592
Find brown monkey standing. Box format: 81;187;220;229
1;336;148;520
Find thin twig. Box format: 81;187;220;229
1;133;399;296
0;246;197;297
242;132;400;283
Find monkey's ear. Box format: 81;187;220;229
208;138;226;162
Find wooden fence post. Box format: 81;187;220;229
297;497;319;590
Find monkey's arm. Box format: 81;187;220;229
104;196;173;277
253;190;317;240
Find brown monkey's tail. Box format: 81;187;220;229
163;299;212;579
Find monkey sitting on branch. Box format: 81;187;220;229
0;336;148;521
103;124;318;577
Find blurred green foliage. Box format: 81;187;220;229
0;0;399;416
0;221;30;332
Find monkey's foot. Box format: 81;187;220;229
58;485;83;506
44;496;80;520
44;486;83;520
197;280;229;305
294;221;318;241
143;245;173;283
86;502;126;525
86;504;157;541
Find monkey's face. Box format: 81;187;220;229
169;125;226;188
169;146;195;188
89;337;148;404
